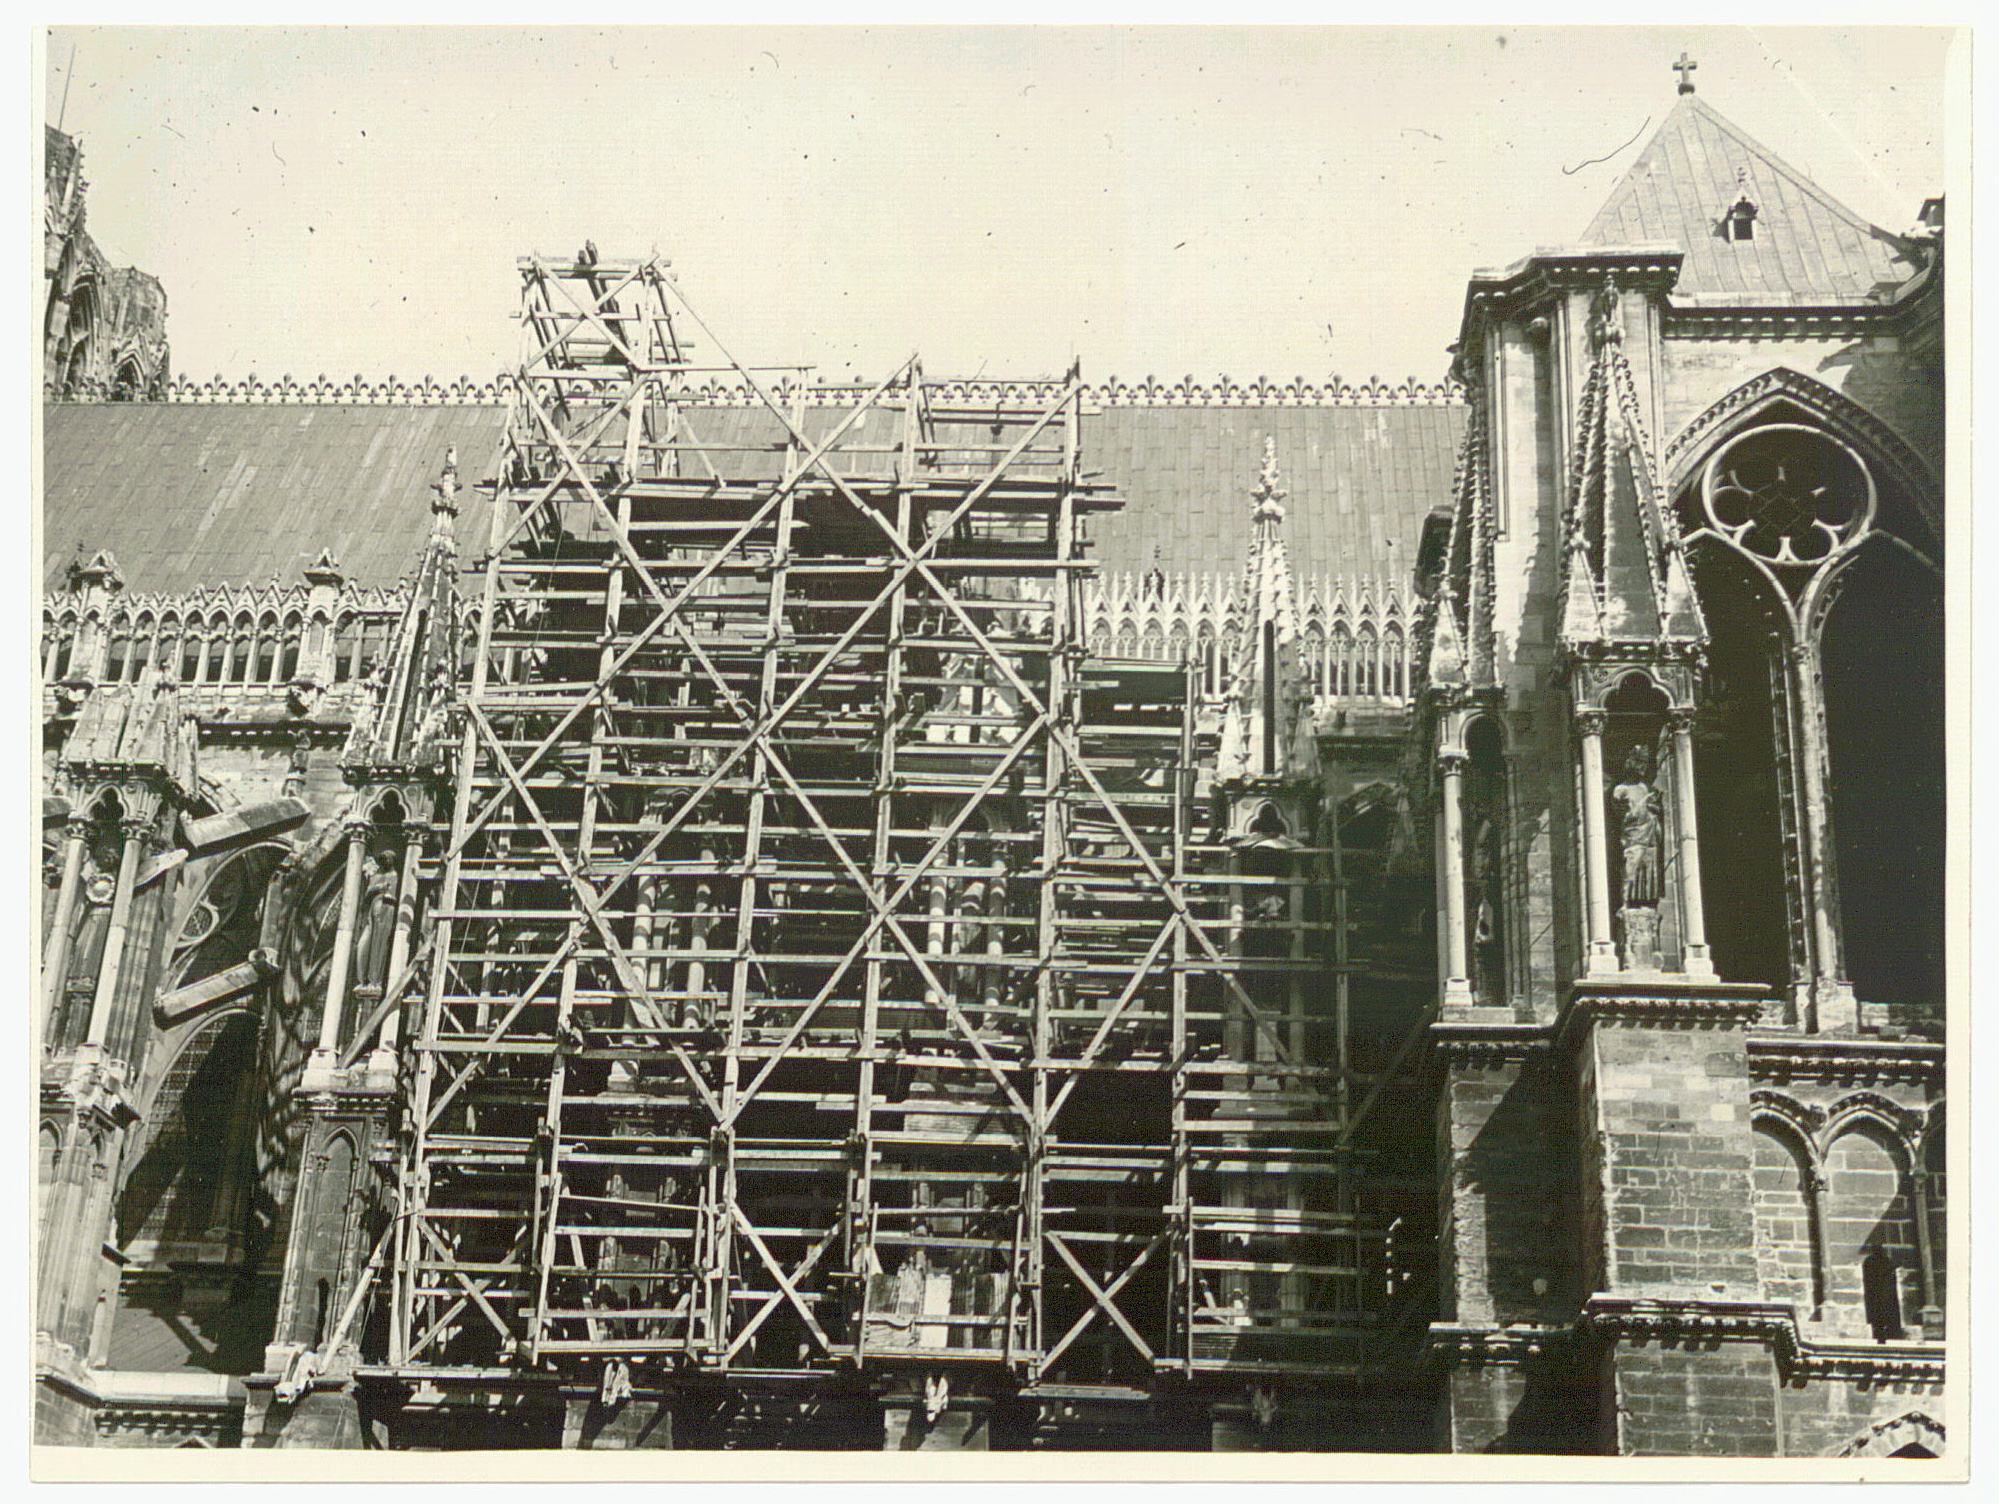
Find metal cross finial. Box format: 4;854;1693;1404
1674;52;1698;94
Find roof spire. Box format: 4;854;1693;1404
1673;51;1698;95
1251;434;1287;521
1217;436;1309;784
431;446;460;520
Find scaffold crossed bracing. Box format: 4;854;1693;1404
356;256;1414;1398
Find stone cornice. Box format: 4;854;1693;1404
1557;977;1771;1049
1459;247;1686;342
1662;305;1915;341
1429;1017;1554;1071
1578;1295;1946;1386
1746;1033;1944;1088
1660;256;1941;341
1424;1322;1573;1368
33;1353;246;1436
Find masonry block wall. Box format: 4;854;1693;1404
1608;1338;1779;1457
1660;336;1944;482
1584;1012;1762;1300
1437;1055;1576;1326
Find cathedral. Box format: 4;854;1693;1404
36;66;1947;1457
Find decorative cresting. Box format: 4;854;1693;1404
1081;568;1415;708
51;370;1468;409
1217;438;1317;786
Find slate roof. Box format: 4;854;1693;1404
41;402;504;595
43;398;1463;596
1582;94;1924;303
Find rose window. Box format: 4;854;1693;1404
1701;424;1873;566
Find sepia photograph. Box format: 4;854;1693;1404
32;21;1962;1473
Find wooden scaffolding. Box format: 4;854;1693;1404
373;256;1419;1413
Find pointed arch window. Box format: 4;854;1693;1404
333;613;359;682
181;619;209;685
104;618;130;684
1330;622;1352;698
227;614;254;683
1677;402;1943;1025
129;612;156;681
254;613;281;683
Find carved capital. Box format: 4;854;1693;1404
1666;707;1698;734
1437;752;1468;779
1575;709;1608;737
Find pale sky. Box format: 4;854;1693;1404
45;25;1954;387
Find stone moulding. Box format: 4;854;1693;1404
1557;978;1771;1045
49;373;1470;409
1577;1295;1946;1386
1428;1020;1555;1072
1745;1035;1943;1088
1835;1409;1944;1459
1660;365;1941;507
1423;1322;1572;1368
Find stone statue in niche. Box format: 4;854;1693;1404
353;846;401;992
1610;744;1664;970
1470;812;1504;1003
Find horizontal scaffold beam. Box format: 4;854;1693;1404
365;254;1423;1399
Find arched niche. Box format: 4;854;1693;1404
1462;716;1508;1005
1749;1117;1820;1317
45;791;130;1054
1599;674;1675;973
1820;1122;1917;1341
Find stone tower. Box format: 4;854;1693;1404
1417;73;1945;1455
